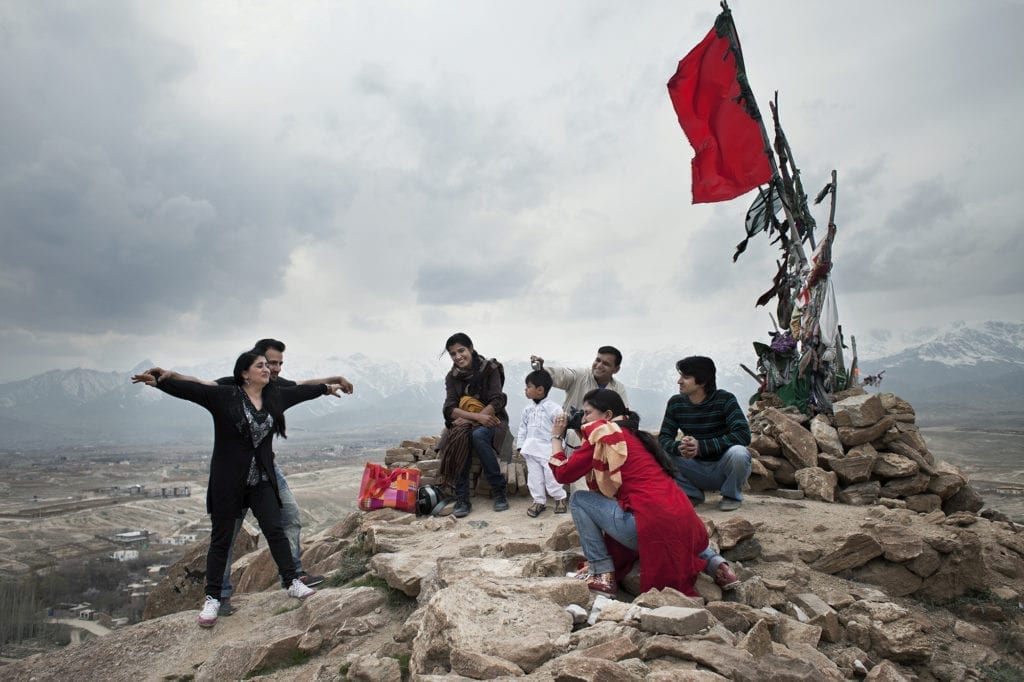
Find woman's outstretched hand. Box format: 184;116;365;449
131;372;158;387
325;383;345;397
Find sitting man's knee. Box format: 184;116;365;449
726;445;752;464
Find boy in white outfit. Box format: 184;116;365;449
517;370;569;517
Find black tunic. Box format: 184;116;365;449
156;378;323;517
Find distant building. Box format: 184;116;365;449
109;530;150;548
110;549;140;562
165;534;198;546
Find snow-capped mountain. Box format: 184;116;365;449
856;321;1024;420
1;320;1020;447
858;321;1024;365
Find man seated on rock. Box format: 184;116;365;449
658;356;752;512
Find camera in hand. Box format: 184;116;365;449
565;406;584;432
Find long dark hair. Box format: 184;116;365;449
582;388;677;478
233;351;287;438
444;332;487;393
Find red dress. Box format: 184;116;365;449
550;421;708;596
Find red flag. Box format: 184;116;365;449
667;14;772;203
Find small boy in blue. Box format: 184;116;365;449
517;369;569;517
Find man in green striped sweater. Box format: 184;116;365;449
658;356;752;512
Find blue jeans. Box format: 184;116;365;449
570;490;724;576
454;426;507;501
221;465;302;601
672;445;752;502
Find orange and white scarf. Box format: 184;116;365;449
581;418;628;498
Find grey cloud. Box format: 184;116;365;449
561;270;649;320
0;4;359;334
838;180;1024;296
414;259;535;305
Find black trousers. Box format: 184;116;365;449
204;481;297;598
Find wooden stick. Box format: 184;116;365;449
739;364;761;384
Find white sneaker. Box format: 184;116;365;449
287;577;315;599
198;595;219;628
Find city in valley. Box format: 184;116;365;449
0;432;378;661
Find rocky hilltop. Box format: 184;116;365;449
3;391;1023;681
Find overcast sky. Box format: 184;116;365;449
1;0;1022;383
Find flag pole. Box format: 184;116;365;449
718;1;808;269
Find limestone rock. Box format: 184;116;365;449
550;655;642;681
880;473;930;499
790;592;842;643
545;521;581;551
794;466;837;502
833;393;886;428
722;538;762;563
885;440;934;475
904;544;941;578
450;648;524;678
811;533;884;574
868;617;932;664
346;654;404;681
732;575;774;608
904;494;941;513
820;442;877;484
838;416;895;448
410;583;572;675
639;606;712;636
747;458;778;491
849;559;923;597
870;525;924;562
704;601;780;633
837;481;882;506
864;659;913;682
369;551;439;597
750;433;781;457
809;415;844;456
576;634;640;661
937;481;987;512
872;453;919;479
715;516;756;550
952;620;997;646
773;613;822;647
641;636;825;681
633;587;703;610
914;531;986;600
234;545;282;594
926;461;967;500
762;408;819;470
736;618;773;656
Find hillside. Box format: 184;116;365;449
2;467;1021;681
4;387;1024;680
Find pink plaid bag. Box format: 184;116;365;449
357;462;420;513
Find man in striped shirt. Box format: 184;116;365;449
658;356;752;512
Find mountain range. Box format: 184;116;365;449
0;320;1020;449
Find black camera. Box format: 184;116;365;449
565;406;584;432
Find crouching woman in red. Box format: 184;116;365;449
548;388;708;596
132;351;344;627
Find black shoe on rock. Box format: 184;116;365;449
493;495;510;512
453;499;472;518
297;572;325;587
